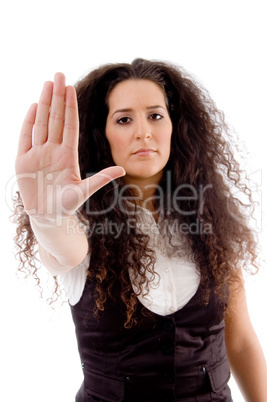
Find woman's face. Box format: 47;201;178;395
105;79;172;187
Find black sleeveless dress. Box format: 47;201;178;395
70;279;232;402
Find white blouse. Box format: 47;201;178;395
60;206;200;316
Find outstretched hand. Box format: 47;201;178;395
15;73;125;217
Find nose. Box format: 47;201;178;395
135;117;152;140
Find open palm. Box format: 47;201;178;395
15;73;125;216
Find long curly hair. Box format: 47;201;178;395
13;58;259;327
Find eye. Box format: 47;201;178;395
117;116;131;125
149;113;163;121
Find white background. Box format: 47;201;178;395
1;1;266;401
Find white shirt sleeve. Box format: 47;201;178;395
59;253;90;305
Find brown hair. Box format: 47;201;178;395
13;58;259;327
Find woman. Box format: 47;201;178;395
14;59;267;401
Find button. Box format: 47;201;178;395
163;372;175;383
164;267;170;273
163;398;174;402
168;307;175;313
161;343;174;355
200;366;206;374
163;321;174;331
167;284;173;292
125;376;132;382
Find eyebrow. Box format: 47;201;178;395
111;105;166;118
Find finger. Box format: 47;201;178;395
62;85;79;149
80;166;126;199
33;81;53;145
48;73;66;144
17;103;37;155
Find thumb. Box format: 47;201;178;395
80;166;126;199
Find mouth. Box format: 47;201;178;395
132;148;157;156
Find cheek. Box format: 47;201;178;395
107;135;127;162
109;136;123;151
160;134;172;155
160;121;172;150
106;132;118;151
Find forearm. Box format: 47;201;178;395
227;337;267;401
30;215;89;273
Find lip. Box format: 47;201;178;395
132;148;157;156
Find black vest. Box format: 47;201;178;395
70;279;232;402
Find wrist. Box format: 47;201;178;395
29;213;87;237
29;213;73;228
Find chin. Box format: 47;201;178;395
125;169;164;183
